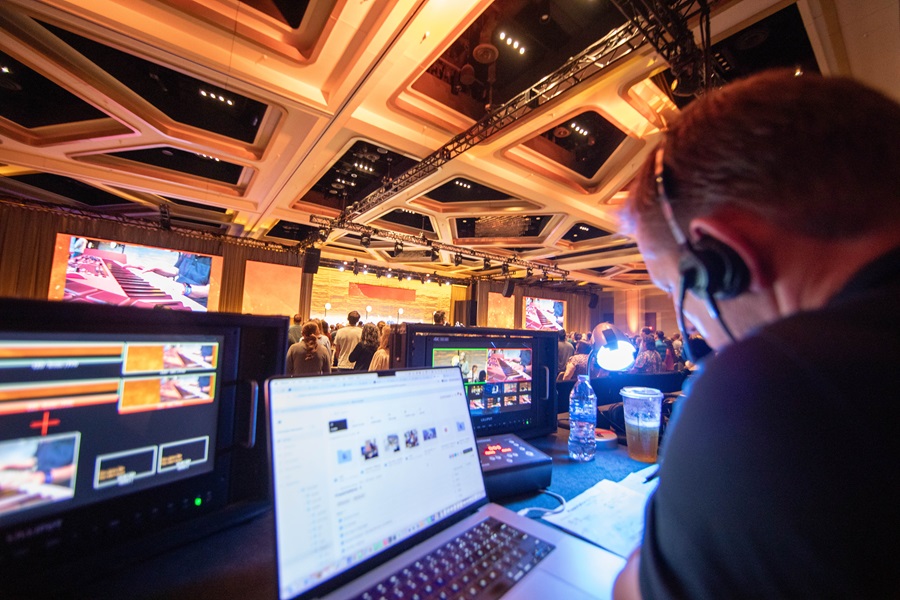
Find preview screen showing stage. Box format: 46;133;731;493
0;333;222;527
431;347;533;416
47;234;223;312
523;296;566;331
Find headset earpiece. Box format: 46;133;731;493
678;236;750;300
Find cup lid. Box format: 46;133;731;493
619;386;663;399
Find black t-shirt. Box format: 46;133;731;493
349;344;376;371
640;247;900;599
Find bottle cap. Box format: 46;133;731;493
595;428;619;450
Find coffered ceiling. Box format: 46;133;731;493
1;0;897;291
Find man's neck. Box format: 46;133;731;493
771;234;899;316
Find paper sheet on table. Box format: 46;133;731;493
543;479;648;558
618;465;660;497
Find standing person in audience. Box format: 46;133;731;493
560;341;592;381
432;310;448;326
368;326;392;372
671;332;683;361
316;319;332;358
570;331;582;350
349;323;380;371
662;338;676;371
613;71;900;599
557;329;575;376
654;330;668;361
288;314;303;345
286;321;331;376
630;334;663;374
333;311;362;371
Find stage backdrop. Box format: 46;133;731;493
309;267;460;326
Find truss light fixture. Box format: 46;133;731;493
360;233;371;248
352;259;359;275
394;241;403;254
430;248;439;262
386;269;393;279
454;253;463;266
501;262;509;276
483;257;490;270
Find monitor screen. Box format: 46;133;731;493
0;332;224;529
396;324;557;439
430;346;533;417
523;296;566;331
47;234;223;311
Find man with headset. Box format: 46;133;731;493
613;70;900;598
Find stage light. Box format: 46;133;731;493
352;259;359;275
592;322;636;372
454;253;463;266
360;233;371;248
501;262;509;276
483;258;490;270
430;248;439;261
394;241;403;254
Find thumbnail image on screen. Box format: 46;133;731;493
431;347;533;416
48;234;221;311
0;432;80;519
523;296;565;331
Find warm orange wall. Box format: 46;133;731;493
241;260;303;317
310;267;457;325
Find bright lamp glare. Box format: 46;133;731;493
596;342;636;372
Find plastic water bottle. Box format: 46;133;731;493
568;374;597;461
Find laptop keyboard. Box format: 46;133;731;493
353;517;555;600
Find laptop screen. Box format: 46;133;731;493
267;367;488;600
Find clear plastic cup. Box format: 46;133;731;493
620;386;664;463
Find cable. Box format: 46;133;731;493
516;489;567;518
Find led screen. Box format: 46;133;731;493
48;234;222;311
523;296;566;331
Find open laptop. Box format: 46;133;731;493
266;367;625;600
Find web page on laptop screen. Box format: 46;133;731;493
269;368;487;600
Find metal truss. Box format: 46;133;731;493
343;0;719;221
310;214;570;279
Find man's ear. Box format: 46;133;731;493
689;212;774;293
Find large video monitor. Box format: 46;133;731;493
523;296;566;331
393;324;558;439
0;298;287;594
47;234;223;311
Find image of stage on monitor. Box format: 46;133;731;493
432;348;532;416
48;234;222;311
523;296;565;331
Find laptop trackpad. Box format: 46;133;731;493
502;569;604;600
